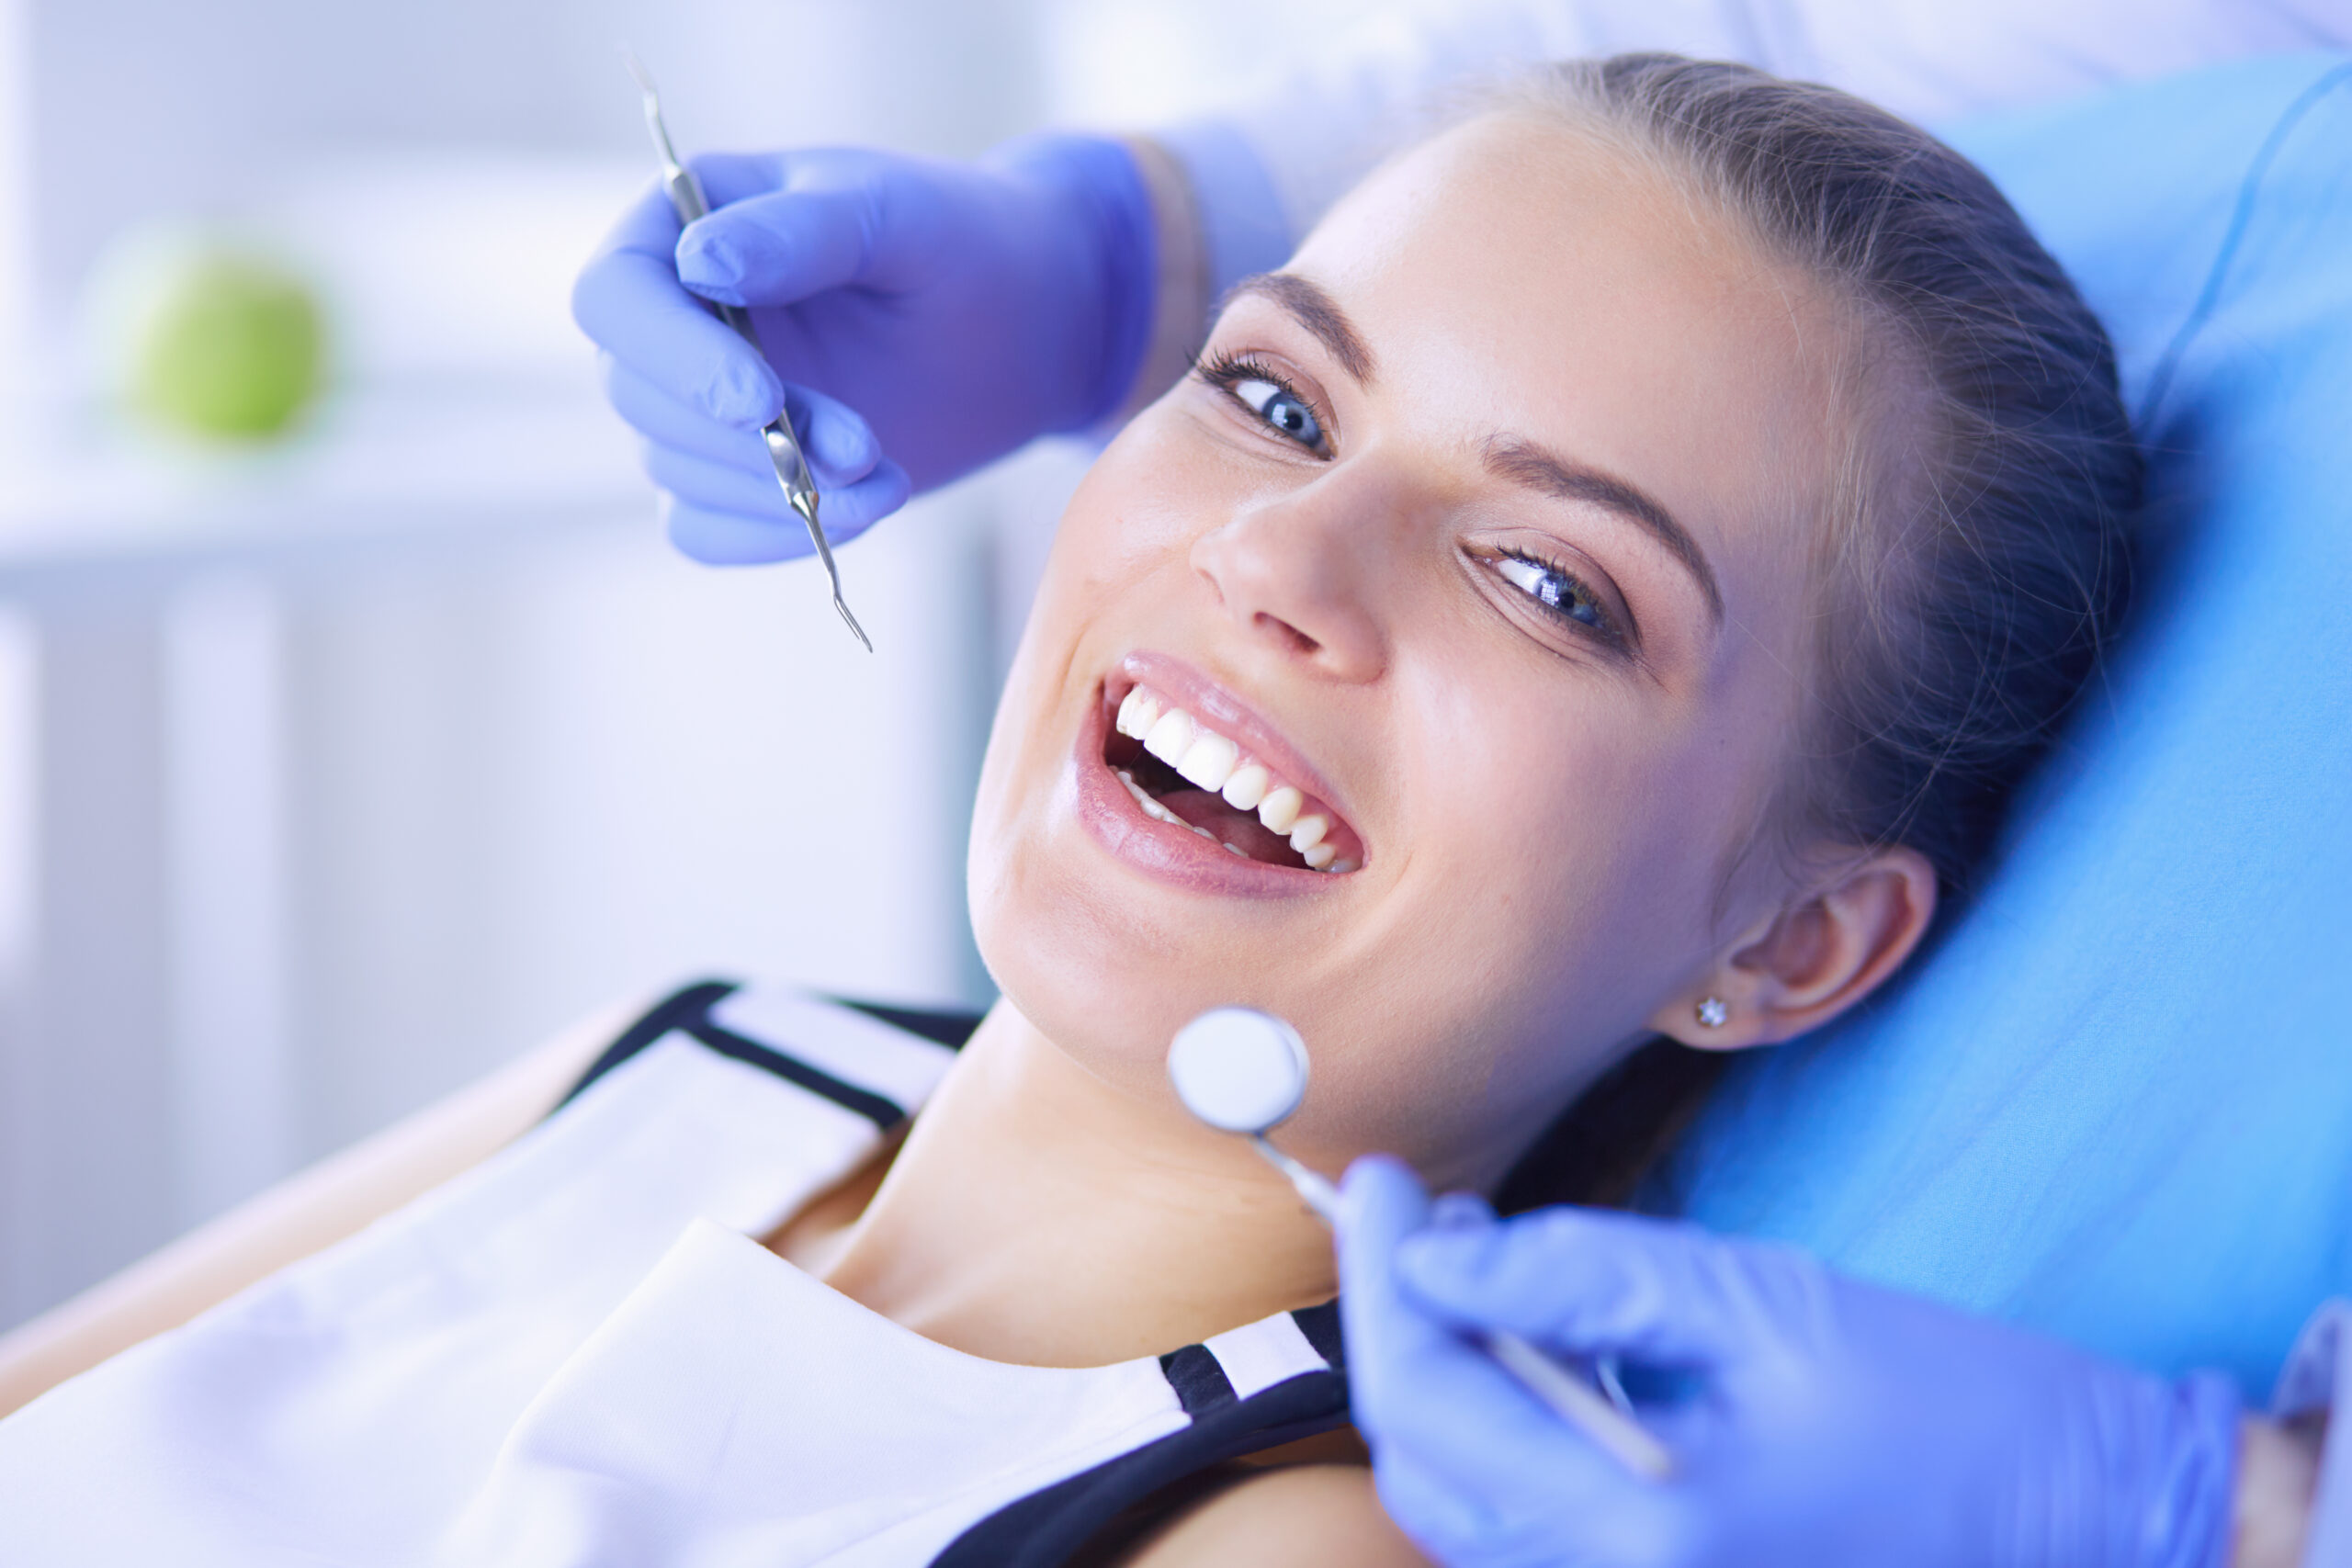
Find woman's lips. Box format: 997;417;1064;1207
1069;659;1366;898
1115;652;1355;829
1106;683;1364;872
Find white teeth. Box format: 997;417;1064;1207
1115;687;1358;868
1175;732;1239;791
1220;762;1270;811
1327;857;1360;874
1116;687;1163;739
1142;709;1198;764
1118;769;1187;828
1258;786;1303;835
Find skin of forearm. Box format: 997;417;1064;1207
2233;1414;2325;1568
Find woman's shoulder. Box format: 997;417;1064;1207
1117;1462;1430;1568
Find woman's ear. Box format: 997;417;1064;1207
1647;846;1938;1050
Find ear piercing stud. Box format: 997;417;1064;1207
1696;997;1729;1029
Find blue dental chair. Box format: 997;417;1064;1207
1664;51;2352;1398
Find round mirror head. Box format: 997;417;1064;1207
1168;1007;1309;1134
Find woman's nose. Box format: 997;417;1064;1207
1188;479;1393;682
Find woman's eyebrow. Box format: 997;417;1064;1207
1221;273;1377;384
1484;437;1725;624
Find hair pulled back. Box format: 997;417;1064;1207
1498;55;2139;1209
1536;54;2136;891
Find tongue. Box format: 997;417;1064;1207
1158;788;1299;864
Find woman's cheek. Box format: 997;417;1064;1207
1088;404;1306;555
1405;686;1696;1034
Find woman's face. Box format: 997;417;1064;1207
969;115;1852;1188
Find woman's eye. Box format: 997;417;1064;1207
1230;377;1326;451
1496;551;1618;641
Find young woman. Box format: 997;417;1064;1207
0;57;2133;1566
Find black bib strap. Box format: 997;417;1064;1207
932;1303;1351;1568
836;998;988;1050
684;1016;908;1129
552;979;981;1128
553;979;741;1111
1156;1346;1238;1416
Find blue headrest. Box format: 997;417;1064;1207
1664;52;2352;1397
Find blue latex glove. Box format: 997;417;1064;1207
1338;1156;2244;1568
571;134;1156;565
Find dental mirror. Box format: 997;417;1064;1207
1168;1006;1308;1133
1168;1008;1339;1221
1166;1005;1674;1481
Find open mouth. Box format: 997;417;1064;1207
1101;679;1364;874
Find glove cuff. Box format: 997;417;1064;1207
987;132;1159;434
2142;1371;2242;1568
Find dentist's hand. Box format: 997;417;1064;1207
571;136;1156;565
1338;1156;2242;1568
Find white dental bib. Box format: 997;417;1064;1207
0;982;1348;1568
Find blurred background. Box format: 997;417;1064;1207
0;0;1440;1333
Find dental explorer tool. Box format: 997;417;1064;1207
1167;1007;1677;1483
624;51;872;652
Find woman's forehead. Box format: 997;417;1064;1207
1284;113;1849;547
1301;113;1815;341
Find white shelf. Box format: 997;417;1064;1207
0;374;653;580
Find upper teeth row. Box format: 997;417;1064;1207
1115;686;1356;873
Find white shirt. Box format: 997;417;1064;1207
0;982;1347;1568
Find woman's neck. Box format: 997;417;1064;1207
787;998;1341;1368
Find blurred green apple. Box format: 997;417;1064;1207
89;230;327;441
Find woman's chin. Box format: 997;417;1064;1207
967;819;1318;1102
969;831;1212;1090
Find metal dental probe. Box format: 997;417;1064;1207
624;51;873;652
1257;1150;1674;1483
1166;1008;1677;1483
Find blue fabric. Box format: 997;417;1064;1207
1665;52;2352;1399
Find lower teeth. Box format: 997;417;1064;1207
1115;768;1353;874
1117;770;1217;841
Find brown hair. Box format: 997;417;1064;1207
1495;55;2138;1211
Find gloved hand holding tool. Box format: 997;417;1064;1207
1338;1156;2245;1568
571;133;1157;567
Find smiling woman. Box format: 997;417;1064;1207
0;54;2132;1568
969;58;2126;1226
